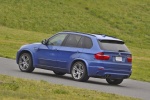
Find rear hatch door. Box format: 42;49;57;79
98;40;132;70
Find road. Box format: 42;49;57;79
0;57;150;100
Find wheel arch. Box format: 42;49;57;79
17;50;35;66
69;59;89;74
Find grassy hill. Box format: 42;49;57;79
0;0;150;48
0;0;150;82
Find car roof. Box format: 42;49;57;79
59;31;123;41
92;34;122;41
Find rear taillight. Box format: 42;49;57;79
94;52;110;60
127;57;132;63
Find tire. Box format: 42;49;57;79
53;71;66;76
106;78;123;85
18;53;35;72
71;61;89;82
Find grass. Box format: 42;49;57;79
0;0;149;48
0;75;139;100
0;26;50;58
0;0;149;46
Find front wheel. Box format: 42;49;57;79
106;78;123;85
71;61;89;82
18;53;35;72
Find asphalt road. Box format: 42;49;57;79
0;57;150;100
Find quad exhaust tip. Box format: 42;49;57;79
105;74;111;78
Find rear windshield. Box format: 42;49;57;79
98;40;130;52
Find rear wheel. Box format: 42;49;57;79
106;78;123;85
18;53;34;72
71;61;89;82
53;71;66;76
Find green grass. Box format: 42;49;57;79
0;0;149;82
0;0;149;48
0;26;50;58
0;75;139;100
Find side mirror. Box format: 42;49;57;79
41;39;48;45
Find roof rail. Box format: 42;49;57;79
60;31;116;38
60;31;96;37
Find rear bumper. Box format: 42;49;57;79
88;67;132;79
87;61;132;79
95;71;131;79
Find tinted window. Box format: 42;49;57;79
98;40;130;52
77;36;93;49
48;34;67;46
64;34;81;47
77;37;84;48
83;37;93;49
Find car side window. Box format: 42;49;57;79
77;37;84;48
47;34;67;46
83;37;93;49
64;34;82;47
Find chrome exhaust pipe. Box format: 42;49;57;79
105;74;111;78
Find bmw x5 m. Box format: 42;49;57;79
16;31;132;85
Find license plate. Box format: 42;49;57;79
115;57;122;62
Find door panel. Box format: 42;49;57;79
37;33;68;68
57;47;83;70
56;34;83;71
37;45;59;68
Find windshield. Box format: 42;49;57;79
98;40;130;52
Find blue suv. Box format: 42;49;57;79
16;31;132;85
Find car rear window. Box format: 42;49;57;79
98;40;130;52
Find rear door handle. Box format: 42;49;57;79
77;51;80;53
54;49;58;51
34;47;38;50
